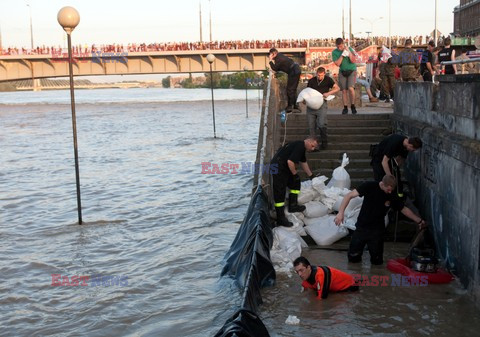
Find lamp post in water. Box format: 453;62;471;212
206;53;216;138
243;66;249;118
57;6;82;224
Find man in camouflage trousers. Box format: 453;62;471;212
399;39;419;82
380;50;397;102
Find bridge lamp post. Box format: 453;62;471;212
57;6;83;225
26;3;34;50
360;17;383;45
206;53;216;138
243;66;249;118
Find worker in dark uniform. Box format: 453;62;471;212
334;175;426;265
269;48;301;113
420;40;437;82
370;133;422;183
294;256;359;299
271;137;319;227
438;37;456;75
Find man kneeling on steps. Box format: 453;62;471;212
270;137;319;227
294;256;359;299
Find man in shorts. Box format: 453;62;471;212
332;38;357;115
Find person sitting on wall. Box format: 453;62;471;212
294;256;359;299
268;48;302;113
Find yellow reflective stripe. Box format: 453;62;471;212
290;190;300;194
274;202;285;207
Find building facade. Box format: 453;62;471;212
453;0;480;37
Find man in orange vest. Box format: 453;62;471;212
293;256;359;299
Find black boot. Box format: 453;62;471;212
285;105;294;113
319;127;328;149
275;206;293;227
288;194;306;213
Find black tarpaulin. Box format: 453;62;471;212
216;186;275;337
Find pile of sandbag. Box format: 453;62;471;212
271;153;367;273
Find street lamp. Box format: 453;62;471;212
360;17;383;45
206;53;216;138
26;3;33;50
388;0;392;48
243;66;249;118
57;6;82;224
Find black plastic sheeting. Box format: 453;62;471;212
215;186;275;337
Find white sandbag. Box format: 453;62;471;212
311;175;329;195
284;211;307;236
272;227;304;262
327;153;351;189
301;180;313;189
333;196;364;217
297;189;319;205
319;186;350;210
303;200;329;218
304;215;349;246
303;216;325;226
296;87;324;110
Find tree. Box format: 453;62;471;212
162;76;171;88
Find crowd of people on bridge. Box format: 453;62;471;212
0;39;309;56
1;35;455;56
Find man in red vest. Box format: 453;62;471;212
294;256;359;299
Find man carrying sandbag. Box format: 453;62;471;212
305;67;340;149
294;256;359;300
334;175;425;265
271;137;319;227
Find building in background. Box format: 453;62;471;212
453;0;480;37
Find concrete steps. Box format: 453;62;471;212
281;133;386;143
277;112;392;188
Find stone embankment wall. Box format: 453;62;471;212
392;75;480;304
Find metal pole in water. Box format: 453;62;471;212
67;32;82;224
244;66;249;118
58;6;82;224
207;53;216;138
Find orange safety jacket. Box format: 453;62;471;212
302;266;356;299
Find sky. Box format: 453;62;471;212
1;0;459;48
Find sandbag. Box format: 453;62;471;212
297;189;318;205
327;153;351;189
271;227;306;264
333;196;364;217
304;215;349;246
284;211;307;236
296;87;324;110
303;200;329;218
319;186;350;210
311;175;329;195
